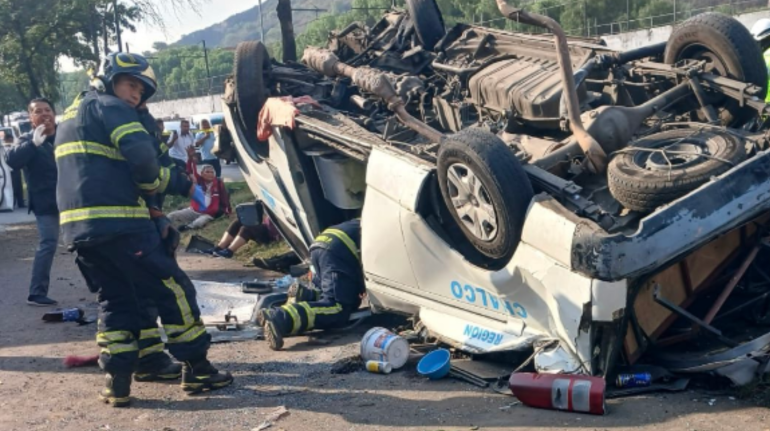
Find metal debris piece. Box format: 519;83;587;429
253;406;291;431
267;406;291;422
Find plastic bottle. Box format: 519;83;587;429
365;360;393;374
42;308;84;323
274;275;294;289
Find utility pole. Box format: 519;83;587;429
277;0;297;62
673;0;677;23
258;0;265;42
626;0;630;31
202;40;212;94
113;0;122;52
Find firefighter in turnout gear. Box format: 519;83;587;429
133;105;196;384
55;52;232;407
751;18;770;103
262;219;365;350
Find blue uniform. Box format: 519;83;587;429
271;219;364;336
56;90;210;375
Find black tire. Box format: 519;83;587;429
608;128;746;213
664;13;767;126
437;128;534;270
234;41;270;147
405;0;445;51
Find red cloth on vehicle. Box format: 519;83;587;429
186;158;231;217
257;96;321;141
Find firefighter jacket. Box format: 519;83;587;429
309;219;361;274
55;91;179;247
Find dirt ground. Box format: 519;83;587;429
1;223;769;431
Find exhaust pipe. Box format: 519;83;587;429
495;0;607;174
302;47;445;143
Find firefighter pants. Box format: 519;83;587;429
75;230;210;375
136;302;169;370
271;298;355;336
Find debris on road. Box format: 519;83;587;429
365;360;393;374
417;348;451;380
360;327;410;370
510;373;606;415
253;406;291;431
63;354;99;368
42;307;84;323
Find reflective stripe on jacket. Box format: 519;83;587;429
55;90;159;247
309;219;362;266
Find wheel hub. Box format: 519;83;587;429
636;141;707;171
445;163;498;242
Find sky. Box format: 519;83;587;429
61;0;258;71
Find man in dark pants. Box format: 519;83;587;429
262;219;364;350
6;99;59;306
56;52;232;407
133;103;198;383
3;133;25;208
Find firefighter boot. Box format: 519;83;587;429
262;311;284;351
256;307;272;327
99;373;132;407
181;358;234;394
134;352;183;382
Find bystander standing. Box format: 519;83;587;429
167;119;194;170
5;99;59;306
195;119;220;177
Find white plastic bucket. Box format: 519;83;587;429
360;327;410;369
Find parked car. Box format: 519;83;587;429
221;1;770;381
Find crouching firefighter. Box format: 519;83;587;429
56;52;233;407
262;219;365;350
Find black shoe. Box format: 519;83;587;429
178;225;190;232
213;248;234;259
99;373;132;407
263;313;284;351
134;354;182;382
181;359;233;394
27;295;58;306
202;246;223;255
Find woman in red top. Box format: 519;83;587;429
167;156;231;231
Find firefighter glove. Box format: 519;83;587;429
153;215;180;256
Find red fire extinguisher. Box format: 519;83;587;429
509;373;606;415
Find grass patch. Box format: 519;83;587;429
164;181;291;263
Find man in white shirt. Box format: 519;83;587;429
167;119;195;170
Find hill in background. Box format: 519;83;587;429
174;0;353;48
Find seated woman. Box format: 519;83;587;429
209;215;280;258
168;150;230;231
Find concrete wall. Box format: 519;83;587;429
147;93;224;120
602;9;770;51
